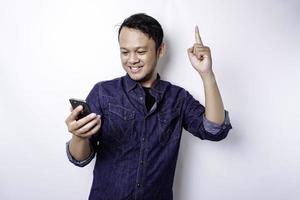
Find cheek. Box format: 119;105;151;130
120;56;127;64
143;55;156;66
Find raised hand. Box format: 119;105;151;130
187;26;212;75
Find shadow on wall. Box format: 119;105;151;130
157;37;172;77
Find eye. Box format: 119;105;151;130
137;51;146;55
121;51;128;56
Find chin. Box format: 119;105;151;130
128;73;146;81
124;66;156;84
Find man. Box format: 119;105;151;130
65;13;232;200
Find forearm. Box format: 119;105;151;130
200;71;225;125
69;135;92;161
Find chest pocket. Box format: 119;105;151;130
108;103;135;143
158;109;181;145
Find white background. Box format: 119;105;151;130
1;0;300;199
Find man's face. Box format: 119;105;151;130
119;27;163;87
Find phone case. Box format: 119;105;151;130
69;98;92;119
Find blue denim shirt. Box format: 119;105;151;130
66;74;232;200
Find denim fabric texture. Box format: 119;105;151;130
67;74;232;200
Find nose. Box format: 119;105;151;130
128;53;139;64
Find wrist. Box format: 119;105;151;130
71;134;89;143
199;70;216;84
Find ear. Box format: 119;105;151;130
157;42;166;58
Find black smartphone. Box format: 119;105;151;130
69;98;92;120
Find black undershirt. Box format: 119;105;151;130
142;87;155;112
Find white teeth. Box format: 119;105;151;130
129;66;143;73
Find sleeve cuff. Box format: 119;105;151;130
66;140;95;167
203;110;231;135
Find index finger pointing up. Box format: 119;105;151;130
195;26;203;46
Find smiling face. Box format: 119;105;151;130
119;27;164;87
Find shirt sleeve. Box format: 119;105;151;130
182;90;232;141
203;110;231;135
66;140;95;167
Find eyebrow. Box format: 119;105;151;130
120;46;148;50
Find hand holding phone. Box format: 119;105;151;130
66;98;101;140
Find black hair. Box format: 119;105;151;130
118;13;164;51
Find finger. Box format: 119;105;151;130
196;51;210;59
193;43;207;49
187;47;193;53
69;105;83;121
193;43;205;54
193;44;210;50
68;113;97;132
195;26;203;46
193;45;210;54
65;105;82;125
188;47;196;56
80;120;101;138
194;48;210;54
187;47;196;59
80;124;101;138
196;54;207;60
76;116;100;135
76;113;98;129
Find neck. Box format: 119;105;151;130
140;72;157;88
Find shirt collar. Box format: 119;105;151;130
124;73;169;94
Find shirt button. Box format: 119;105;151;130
141;137;145;142
137;183;141;188
139;97;143;101
140;161;144;165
